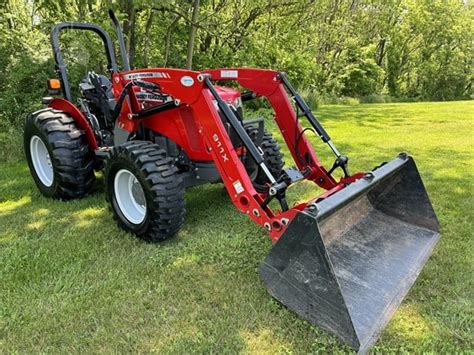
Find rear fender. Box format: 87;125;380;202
48;98;98;150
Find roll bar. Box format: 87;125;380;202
50;22;118;101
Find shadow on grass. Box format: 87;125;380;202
0;163;323;352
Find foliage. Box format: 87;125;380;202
360;94;393;104
1;101;473;352
0;0;472;130
300;88;319;110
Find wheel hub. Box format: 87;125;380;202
30;135;54;187
131;179;146;206
114;169;147;224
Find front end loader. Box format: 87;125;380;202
23;11;440;352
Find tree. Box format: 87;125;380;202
0;0;472;135
186;0;200;69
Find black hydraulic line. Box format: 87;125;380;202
112;80;174;120
203;76;264;166
134;79;161;91
132;101;178;118
112;81;134;120
204;75;281;186
277;72;349;176
277;72;331;144
241;91;257;102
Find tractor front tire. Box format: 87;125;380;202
24;108;95;199
105;141;185;242
244;125;284;186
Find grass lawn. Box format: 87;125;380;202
1;101;473;353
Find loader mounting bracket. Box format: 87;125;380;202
328;155;350;177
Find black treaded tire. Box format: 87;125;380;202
24;108;95;199
244;125;284;185
105;141;185;242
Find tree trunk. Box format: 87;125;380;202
164;15;180;67
143;10;154;68
128;10;137;69
186;0;200;70
376;39;386;66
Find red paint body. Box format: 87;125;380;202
49;98;99;150
50;67;364;241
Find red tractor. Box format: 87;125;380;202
24;11;440;352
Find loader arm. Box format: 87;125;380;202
203;68;353;190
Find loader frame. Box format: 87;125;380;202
104;67;364;240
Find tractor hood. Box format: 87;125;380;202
215;85;241;106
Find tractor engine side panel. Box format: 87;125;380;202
143;106;211;161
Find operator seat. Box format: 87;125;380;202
79;72;116;122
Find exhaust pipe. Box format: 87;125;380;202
259;154;440;352
108;9;131;71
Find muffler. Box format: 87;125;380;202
259;154;440;352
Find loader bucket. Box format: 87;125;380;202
259;154;440;353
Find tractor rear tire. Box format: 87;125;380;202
24;108;95;199
105;141;185;242
244;125;284;186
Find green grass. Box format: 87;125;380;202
1;101;473;353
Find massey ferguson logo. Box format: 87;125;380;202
123;72;170;80
212;134;229;162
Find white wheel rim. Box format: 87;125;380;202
30;135;54;187
114;169;147;224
